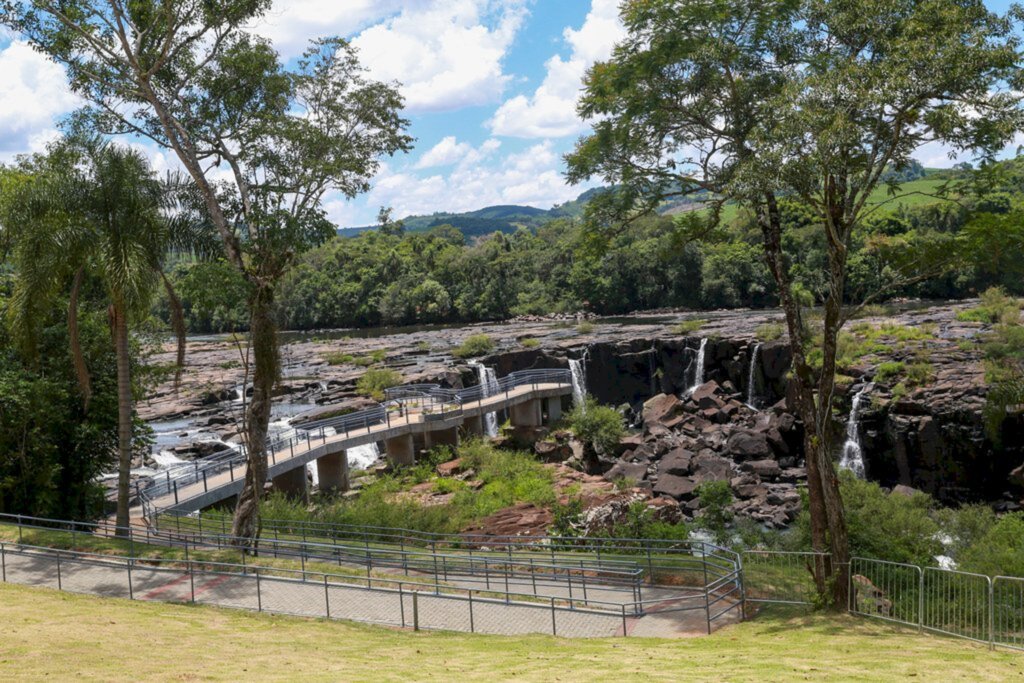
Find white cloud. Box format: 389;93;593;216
489;0;624;138
416;135;501;169
365;139;590;219
0;40;79;157
253;1;407;59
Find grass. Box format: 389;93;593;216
1;587;1020;682
576;321;595;334
673;318;707;335
452;334;495;359
356;368;402;401
519;337;540;348
755;322;784;341
323;351;355;366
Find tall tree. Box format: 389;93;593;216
566;0;1023;605
2;2;413;543
0;138;201;531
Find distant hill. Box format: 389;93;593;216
338;162;945;238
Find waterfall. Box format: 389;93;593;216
840;384;872;478
470;361;500;437
309;441;380;486
688;338;708;394
569;355;587;408
746;342;762;408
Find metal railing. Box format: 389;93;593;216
135;368;572;519
743;550;1024;652
0;512;743;636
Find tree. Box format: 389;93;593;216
566;0;1022;606
0;138;201;531
3;2;413;544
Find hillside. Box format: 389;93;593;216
338;166;952;239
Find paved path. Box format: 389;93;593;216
0;544;739;638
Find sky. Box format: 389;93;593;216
0;0;1017;227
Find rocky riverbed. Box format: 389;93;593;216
138;300;1024;528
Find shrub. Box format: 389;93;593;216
795;472;942;566
956;287;1021;324
959;512;1024;577
566;397;625;454
577;321;595;334
674;319;707;335
452;334;495;358
519;337;540;348
323;351;354;366
874;361;906;383
696;480;734;544
755;322;785;341
355;368;402;401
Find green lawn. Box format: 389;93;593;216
0;583;1019;681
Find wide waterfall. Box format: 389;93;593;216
470;361;500;437
840;384;872;478
746;342;762;408
569;354;587;408
688;338;708;394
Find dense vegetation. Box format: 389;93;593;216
159;166;1024;334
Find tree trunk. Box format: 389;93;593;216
113;302;133;536
231;284;279;547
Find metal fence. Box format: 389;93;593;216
744;550;1024;652
0;513;742;636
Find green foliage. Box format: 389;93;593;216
452;334;495;359
755;322;785;341
566;397;625;455
576;321;595;334
323;352;354;366
519;337;539;348
355;368;402;401
959;513;1024;577
674;319;707;335
796;472;942;567
696;481;734;544
874;361;905;383
956;287;1021;324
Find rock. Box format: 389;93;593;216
642;393;684;426
726;430;772;460
742;459;782;480
604;461;649;483
890;484;923;497
436;458;464;477
1011;463;1024;488
659;448;694;476
652;474;699;500
690;381;721;405
691;452;732;482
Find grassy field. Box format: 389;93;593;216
0;584;1020;682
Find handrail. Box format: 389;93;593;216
134;368;572;519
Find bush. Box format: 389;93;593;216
696;480;734;544
577;321;595;334
566;397;625;455
959;512;1024;577
674;319;707;335
755;322;785;341
519;337;539;348
355;368;402;401
874;361;906;383
323;351;354;366
956;287;1021;324
795;472;942;566
452;334;495;358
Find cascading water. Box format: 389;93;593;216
470;361;500;437
308;441;380;487
746;342;762;408
688;338;708;394
569;355;587;408
840;383;872;478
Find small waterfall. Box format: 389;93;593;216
840;384;872;478
688;338;708;394
309;441;381;485
746;342;762;408
470;361;500;437
569;355;587;408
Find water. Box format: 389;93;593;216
746;342;762;408
840;384;872;478
308;441;381;486
469;361;500;437
688;338;708;394
569;354;587;408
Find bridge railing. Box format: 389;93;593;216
135;368;571;518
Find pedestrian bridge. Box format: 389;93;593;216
135;369;572;521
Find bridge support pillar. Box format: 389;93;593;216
271;466;308;501
385;433;415;467
545;396;563;425
316;450;349;494
425;426;459;451
510;399;543;428
461;414;484;437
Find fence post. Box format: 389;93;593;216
324;575;330;619
918;566;925;633
413;591;419;631
56;551;62;591
988;577;995;651
189;560;195;603
203;471;208;493
621;604;627;637
127;560;133;600
468;590;475;633
399;584;405;627
0;543;4;583
550;597;557;636
256;569;262;612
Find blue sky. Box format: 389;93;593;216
0;0;1018;226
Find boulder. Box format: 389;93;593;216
642;393;684;426
652;474;699;500
741;459;782;480
691;381;721;405
691;452;733;482
659;448;694;476
604;461;649;483
726;430;773;460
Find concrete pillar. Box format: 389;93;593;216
271;465;308;501
462;414;484;437
545;396;563;425
316;450;349;494
412;431;427;455
425;426;459;450
510;398;542;427
385;433;415;467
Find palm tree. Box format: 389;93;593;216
1;137;209;533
